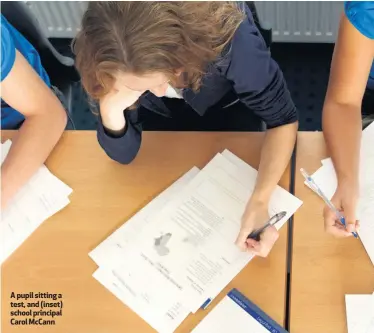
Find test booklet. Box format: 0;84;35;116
304;122;374;265
192;289;288;333
0;140;73;265
90;149;303;332
346;292;374;333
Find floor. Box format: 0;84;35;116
52;40;334;132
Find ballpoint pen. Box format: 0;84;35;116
300;168;359;239
247;211;287;241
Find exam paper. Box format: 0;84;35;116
0;140;72;265
93;268;190;333
345;293;374;333
113;152;302;312
90;169;202;333
89;167;200;268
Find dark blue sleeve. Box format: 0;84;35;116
345;1;374;39
1;17;16;81
97;109;142;164
224;8;298;129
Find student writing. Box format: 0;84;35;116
73;2;299;256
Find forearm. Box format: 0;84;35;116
1;110;67;208
251;122;298;203
322;102;361;186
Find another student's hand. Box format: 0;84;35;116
323;181;359;237
100;87;144;132
235;199;279;257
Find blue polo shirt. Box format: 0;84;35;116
1;15;50;129
345;1;374;90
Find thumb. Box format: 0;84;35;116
235;228;251;251
343;204;357;233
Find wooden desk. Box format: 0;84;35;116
290;132;374;333
2;131;290;333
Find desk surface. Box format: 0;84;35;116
1;131;290;333
290;132;374;333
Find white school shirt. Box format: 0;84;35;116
164;84;183;99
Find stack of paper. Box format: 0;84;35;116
303;122;374;265
0;140;73;265
90;150;303;332
346;292;374;333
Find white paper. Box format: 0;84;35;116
114;152;302;312
93;268;190;333
90;169;201;332
0;140;72;265
304;122;374;265
89;167;201;268
345;293;374;333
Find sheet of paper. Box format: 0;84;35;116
93;268;190;333
114;152;302;312
192;289;287;333
305;123;374;265
195;150;302;313
89;167;201;268
90;169;201;332
345;293;374;333
0;140;72;265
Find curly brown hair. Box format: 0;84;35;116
73;1;245;101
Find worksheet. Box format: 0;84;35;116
113;153;302;312
93;268;190;333
89;167;201;268
0;140;72;265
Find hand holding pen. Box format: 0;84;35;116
236;199;286;257
300;168;359;239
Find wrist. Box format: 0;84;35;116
101;109;126;132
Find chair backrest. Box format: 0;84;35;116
246;1;272;49
1;1;78;82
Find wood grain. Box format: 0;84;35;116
1;131;290;333
290;132;374;333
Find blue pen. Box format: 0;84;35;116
300;168;358;239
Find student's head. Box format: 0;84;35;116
73;1;244;100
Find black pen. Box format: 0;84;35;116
247;211;287;241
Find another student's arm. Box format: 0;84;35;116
322;13;374;237
97;88;144;164
225;15;298;255
1;50;67;209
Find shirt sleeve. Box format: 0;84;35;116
97;107;142;164
1;19;16;82
224;8;298;129
345;1;374;39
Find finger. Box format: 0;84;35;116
326;225;352;238
255;226;279;257
235;229;252;251
346;221;357;233
323;206;337;227
342;203;357;232
245;238;259;249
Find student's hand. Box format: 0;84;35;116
323;181;360;237
235;199;279;257
100;87;144;132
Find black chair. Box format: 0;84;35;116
246;2;272;49
1;1;79;129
